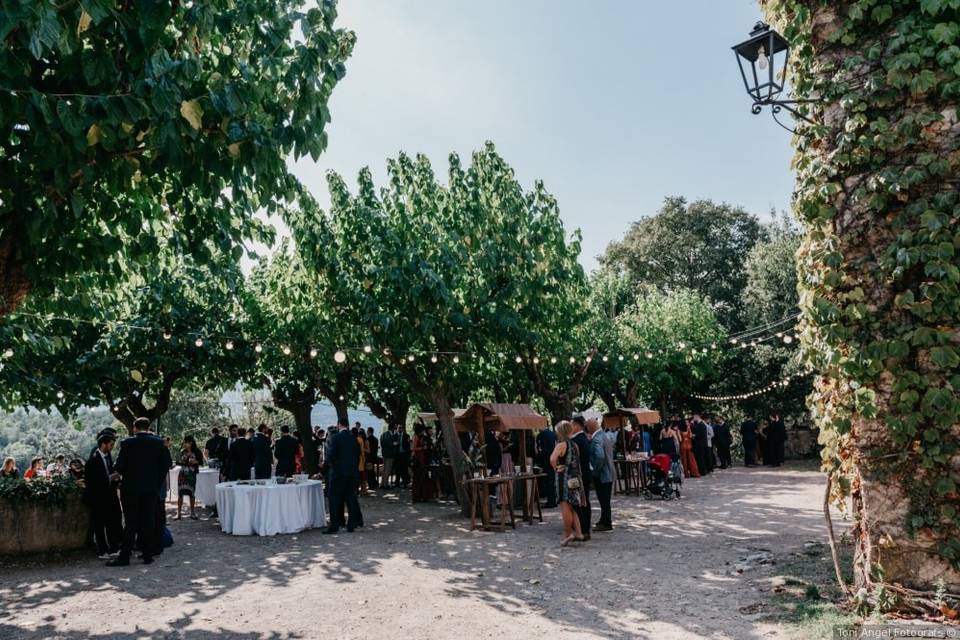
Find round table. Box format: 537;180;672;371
216;480;327;536
195;469;220;507
166;466;180;502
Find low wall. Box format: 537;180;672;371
0;495;90;555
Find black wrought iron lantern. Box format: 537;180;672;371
732;22;815;130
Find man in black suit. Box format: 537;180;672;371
252;424;273;480
108;417;171;566
274;425;299;477
741;417;758;466
323;419;363;533
714;416;732;469
535;425;557;508
365;427;379;489
691;415;710;476
570;416;593;540
228;428;255;481
84;433;122;558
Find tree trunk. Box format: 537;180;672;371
431;390;471;516
763;1;960;593
289;401;319;474
0;234;30;316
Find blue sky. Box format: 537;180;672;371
287;0;796;273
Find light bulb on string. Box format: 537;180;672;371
730;338;738;344
646;352;653;359
2;348;12;359
56;390;64;400
532;356;539;364
282;345;291;356
783;335;793;344
431;355;439;364
550;356;557;364
618;355;624;361
225;340;234;351
602;355;609;362
254;343;263;354
309;348;318;358
585;356;592;363
363;345;372;354
633;354;640;360
407;354;416;362
162;330;172;341
334;350;347;363
569;357;576;364
515;356;522;364
452;355;460;364
195;338;204;347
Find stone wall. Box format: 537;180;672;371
0;495;89;555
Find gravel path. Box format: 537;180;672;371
0;463;836;640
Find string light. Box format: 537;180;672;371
225;340;234;351
309;348;318;358
194;338;203;347
2;349;12;358
363;345;372;354
163;330;172;341
282;345;291;356
334;350;348;363
406;354;415;362
254;343;263;354
431;355;439;364
532;356;539;364
452;355;460;364
569;357;576;364
633;354;640;360
515;356;522;364
550;356;557;364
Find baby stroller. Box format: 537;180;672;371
644;453;682;500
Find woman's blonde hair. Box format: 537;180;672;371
2;457;14;470
554;420;573;441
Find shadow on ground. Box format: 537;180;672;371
0;464;835;640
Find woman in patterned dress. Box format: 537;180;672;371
550;420;586;547
177;436;204;520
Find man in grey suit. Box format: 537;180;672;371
587;418;616;532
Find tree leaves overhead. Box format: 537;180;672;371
600;197;766;329
0;0;355;314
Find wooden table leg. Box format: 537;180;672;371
480;484;491;530
506;481;515;529
532;477;542;523
469;482;478;530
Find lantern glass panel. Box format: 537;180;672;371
732;23;790;103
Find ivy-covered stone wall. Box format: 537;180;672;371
762;0;960;596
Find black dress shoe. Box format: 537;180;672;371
322;528;340;535
594;523;613;532
346;527;355;533
106;557;130;567
142;556;154;565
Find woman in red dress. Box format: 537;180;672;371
411;424;436;502
679;420;700;478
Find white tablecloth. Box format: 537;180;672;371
166;466;180;502
216;480;327;536
195;469;220;507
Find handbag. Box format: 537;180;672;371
564;445;581;490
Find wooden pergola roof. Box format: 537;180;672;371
602;407;660;428
454;403;548;432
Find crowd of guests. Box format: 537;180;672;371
1;453;86;481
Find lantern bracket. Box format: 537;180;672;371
750;99;819;133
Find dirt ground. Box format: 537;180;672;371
0;463;844;640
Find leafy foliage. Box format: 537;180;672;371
0;475;81;505
600;196;767;328
586;281;726;412
0;252;244;429
0;0;354;313
763;0;960;579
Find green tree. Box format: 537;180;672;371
587;285;725;415
0;253;243;431
600;197;766;328
293;144;580;511
763;0;960;597
240;243;362;473
0;0;354;315
742;214;802;324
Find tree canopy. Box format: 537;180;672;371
600;197;766;328
0;0;354;315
